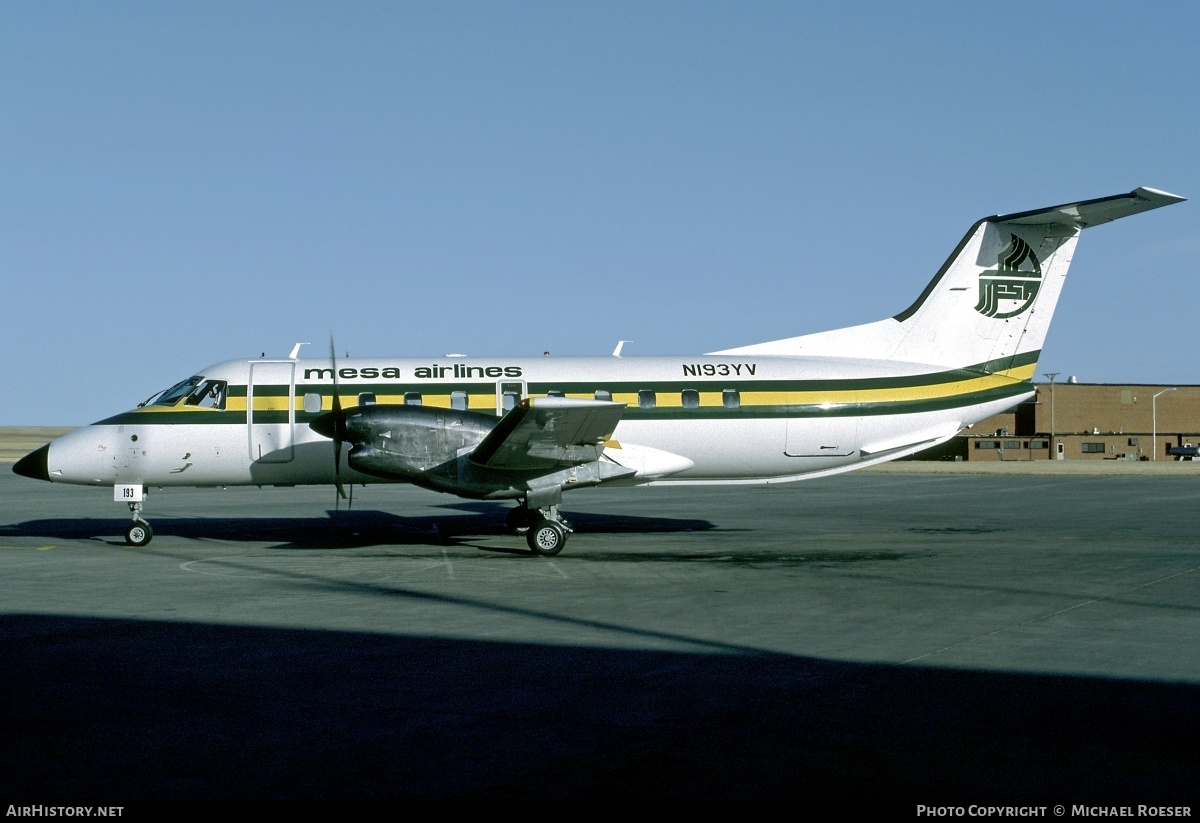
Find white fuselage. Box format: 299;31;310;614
40;353;1033;492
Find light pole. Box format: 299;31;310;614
1043;373;1059;460
1152;387;1177;461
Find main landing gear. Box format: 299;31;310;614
507;504;572;556
125;501;153;547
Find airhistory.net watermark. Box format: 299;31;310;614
6;808;123;818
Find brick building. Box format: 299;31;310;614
916;382;1200;461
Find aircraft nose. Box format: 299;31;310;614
13;443;51;482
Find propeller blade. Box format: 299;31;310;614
330;336;347;501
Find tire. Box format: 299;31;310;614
125;521;153;547
506;507;532;535
526;519;566;556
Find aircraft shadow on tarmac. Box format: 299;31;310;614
1;611;1197;802
7;506;718;551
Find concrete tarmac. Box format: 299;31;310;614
1;464;1198;804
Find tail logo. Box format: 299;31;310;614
974;234;1042;319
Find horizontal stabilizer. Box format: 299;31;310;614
994;187;1185;230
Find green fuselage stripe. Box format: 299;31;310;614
94;369;1033;427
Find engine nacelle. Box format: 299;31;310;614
338;404;497;480
315;401;638;501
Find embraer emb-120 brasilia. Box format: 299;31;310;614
15;187;1185;555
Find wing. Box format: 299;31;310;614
469;397;626;471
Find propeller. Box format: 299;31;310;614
328;336;348;502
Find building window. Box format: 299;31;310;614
1128;437;1139;446
1003;441;1021;450
975;441;999;449
681;390;700;409
1082;442;1105;453
1028;440;1048;450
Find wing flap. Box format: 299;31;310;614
470;397;626;470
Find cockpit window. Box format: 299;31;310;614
184;380;227;410
152;377;203;407
152;377;227;410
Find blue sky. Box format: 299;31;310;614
3;2;1197;425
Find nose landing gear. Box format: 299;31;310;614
124;500;154;547
115;485;154;547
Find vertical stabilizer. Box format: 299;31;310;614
714;187;1185;375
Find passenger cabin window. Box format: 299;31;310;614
358;392;377;406
500;382;523;412
547;390;565;397
681;390;700;409
404;392;422;406
451;391;469;411
638;390;656;409
723;389;740;409
594;390;612;402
